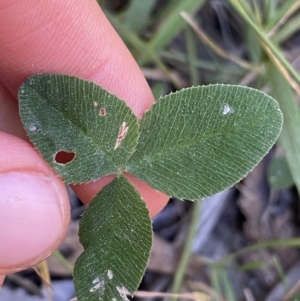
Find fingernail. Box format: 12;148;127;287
0;171;69;273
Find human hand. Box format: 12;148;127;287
0;0;169;285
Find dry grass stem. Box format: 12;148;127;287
282;278;300;301
267;3;300;38
187;280;227;301
181;11;256;71
264;45;300;96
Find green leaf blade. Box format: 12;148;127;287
126;85;283;199
267;156;294;190
19;74;139;183
73;176;152;301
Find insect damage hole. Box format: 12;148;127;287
54;151;76;164
114;122;129;150
99;107;106;116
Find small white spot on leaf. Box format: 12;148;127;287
116;286;129;301
93;101;98;107
107;270;113;280
223;104;234;115
114;122;129;150
29;125;37;132
93;277;100;284
90;277;104;293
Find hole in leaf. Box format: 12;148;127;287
99;107;106;116
54;151;75;164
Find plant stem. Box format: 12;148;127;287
53;250;74;272
268;63;300;196
107;13;183;89
171;200;202;301
218;238;300;267
185;25;200;86
229;0;300;86
181;12;257;71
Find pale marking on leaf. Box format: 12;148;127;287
116;286;129;301
107;269;113;280
90;277;104;293
93;101;99;107
99;108;107;116
29;125;37;132
114;122;129;150
93;277;100;284
223;104;234;115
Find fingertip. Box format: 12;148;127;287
0;171;69;274
0;132;70;274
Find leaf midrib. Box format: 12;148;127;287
128;127;250;167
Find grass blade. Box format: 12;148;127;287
171;201;202;301
123;0;157;33
138;0;207;65
267;63;300;196
266;0;300;30
272;13;300;44
219;238;300;267
108;13;182;88
229;0;300;87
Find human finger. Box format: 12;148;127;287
0;132;70;275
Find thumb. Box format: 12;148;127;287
0;132;70;276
